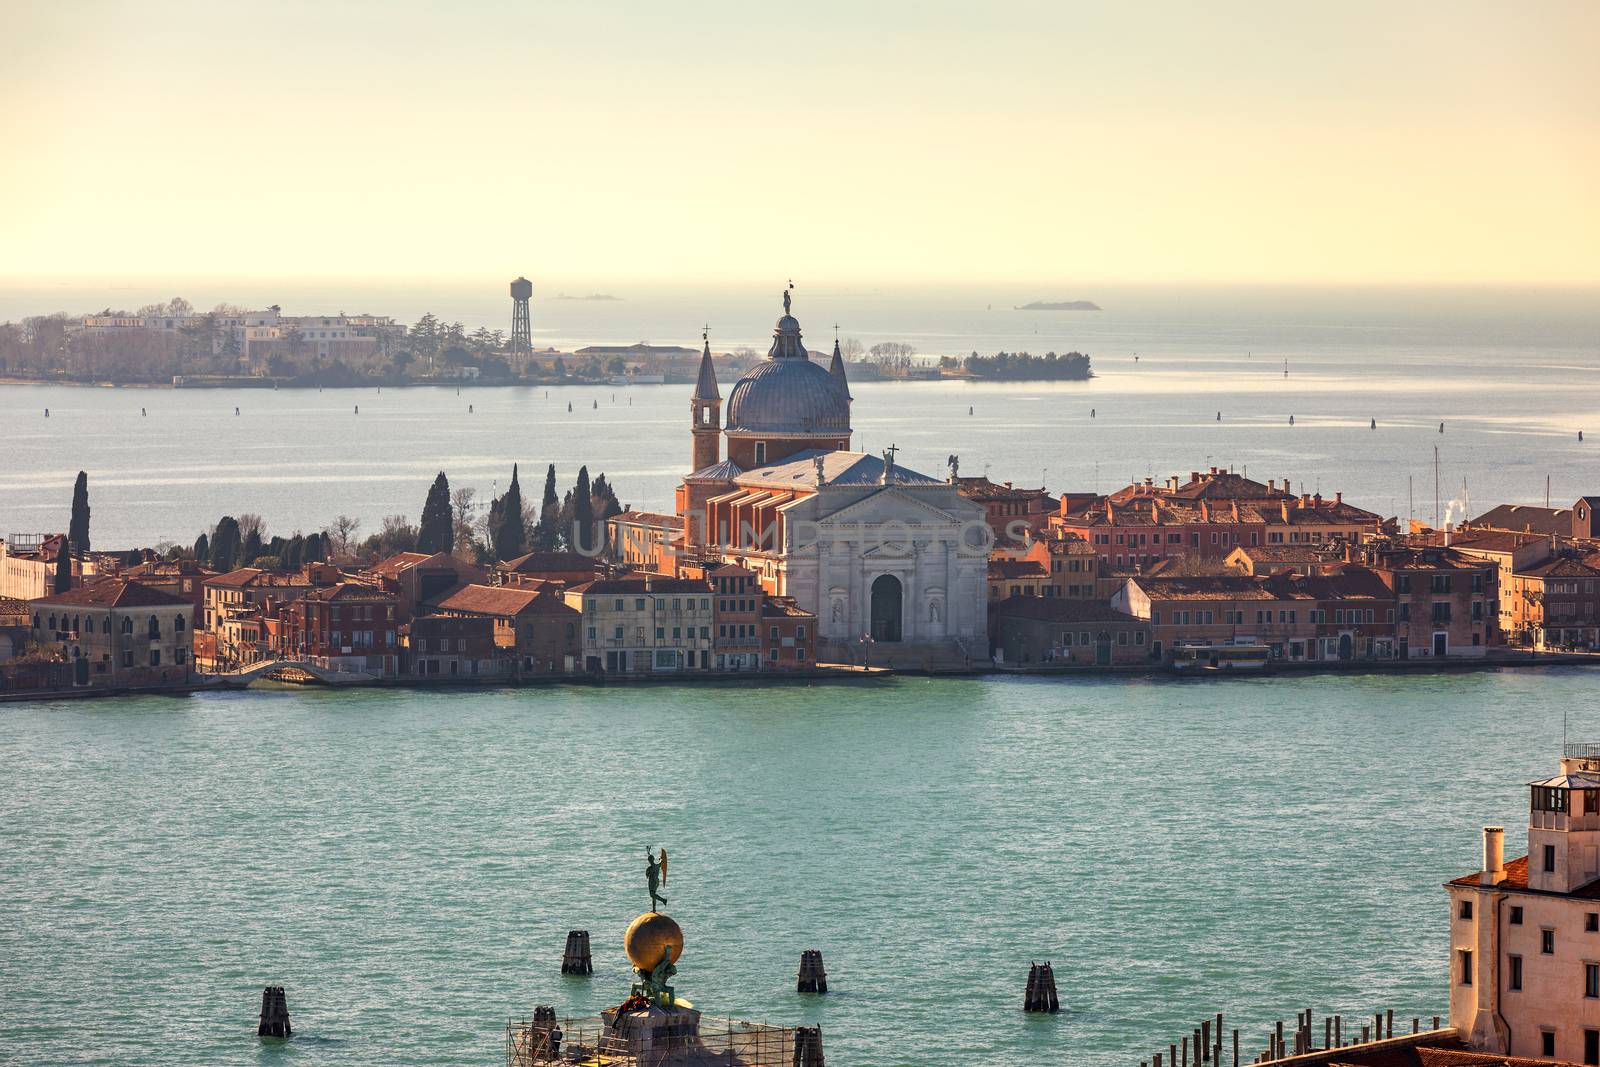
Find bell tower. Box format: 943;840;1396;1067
691;327;721;471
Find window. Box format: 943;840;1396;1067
149;650;161;667
1397;575;1411;593
1509;954;1522;991
1587;1029;1599;1067
754;442;766;464
1547;844;1559;872
1458;949;1472;984
1459;900;1473;920
1542;1032;1555;1058
797;625;806;639
1534;788;1568;813
769;626;779;640
1590;913;1600;933
1511;906;1524;925
768;647;778;661
796;648;805;661
1588;963;1600;999
174;614;186;632
1544;928;1556;955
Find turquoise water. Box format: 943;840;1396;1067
1;670;1581;1065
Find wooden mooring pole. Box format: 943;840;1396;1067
797;949;828;994
1023;961;1059;1013
793;1025;825;1067
560;930;592;975
257;986;290;1038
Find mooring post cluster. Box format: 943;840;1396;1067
257;985;290;1038
560;929;592;976
797;949;828;994
1023;961;1059;1013
1147;1005;1435;1065
792;1024;825;1066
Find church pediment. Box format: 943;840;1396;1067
818;485;975;527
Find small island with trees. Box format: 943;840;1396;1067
958;350;1092;380
1013;300;1101;311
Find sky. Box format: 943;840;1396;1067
1;1;1597;287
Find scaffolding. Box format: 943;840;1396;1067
508;1013;799;1067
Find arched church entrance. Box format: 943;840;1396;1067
870;574;903;642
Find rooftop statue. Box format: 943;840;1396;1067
646;847;668;912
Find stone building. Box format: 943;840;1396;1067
28;578;195;688
563;575;715;674
1447;744;1600;1063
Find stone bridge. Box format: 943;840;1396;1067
208;659;380;688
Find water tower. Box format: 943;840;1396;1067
509;276;533;367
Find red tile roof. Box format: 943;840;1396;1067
29;578;193;609
992;596;1145;625
989;559;1049;580
497;550;602;575
433;583;568;616
1471;503;1571;537
1444;854;1600;899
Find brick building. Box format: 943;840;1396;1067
1506;556;1600;650
430;582;579;676
401;615;506;680
990;597;1152;666
273;582;399;677
760;597;816;669
1354;543;1497;658
954;476;1054;548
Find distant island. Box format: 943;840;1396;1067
962;350;1092;380
557;293;622;301
1014;300;1101;311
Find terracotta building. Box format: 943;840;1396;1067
760;597;816;669
1506;556;1600;650
954;476;1054;548
273;582;399;677
430;582;579;676
1447;744;1600;1063
1052;469;1383;570
990;596;1152;666
1353;542;1497;658
401;615;506;680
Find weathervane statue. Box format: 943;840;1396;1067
646;847;668;912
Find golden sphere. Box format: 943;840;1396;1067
624;912;684;972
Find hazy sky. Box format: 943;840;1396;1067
2;1;1596;286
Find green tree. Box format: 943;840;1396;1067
68;471;90;554
534;464;561;551
193;532;209;562
490;464;526;562
241;525;263;565
571;466;594;553
210;516;242;572
418;471;454;554
52;538;72;594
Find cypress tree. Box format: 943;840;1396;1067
210;516;241;572
193;532;209;562
491;464;526;561
68;471;90;553
418;471;454;553
52;538;72;594
241;525;263;565
571;465;594;553
534;463;561;551
284;535;304;571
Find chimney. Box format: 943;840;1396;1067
1283;479;1291;496
1268;479;1276;492
1314;492;1322;508
1480;825;1505;886
1335;492;1342;505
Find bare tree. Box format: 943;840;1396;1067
328;515;361;557
841;338;864;361
451;486;478;554
236;513;264;540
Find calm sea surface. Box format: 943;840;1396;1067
0;671;1585;1067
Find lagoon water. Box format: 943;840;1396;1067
1;284;1598;547
0;671;1584;1066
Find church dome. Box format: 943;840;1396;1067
724;295;851;436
